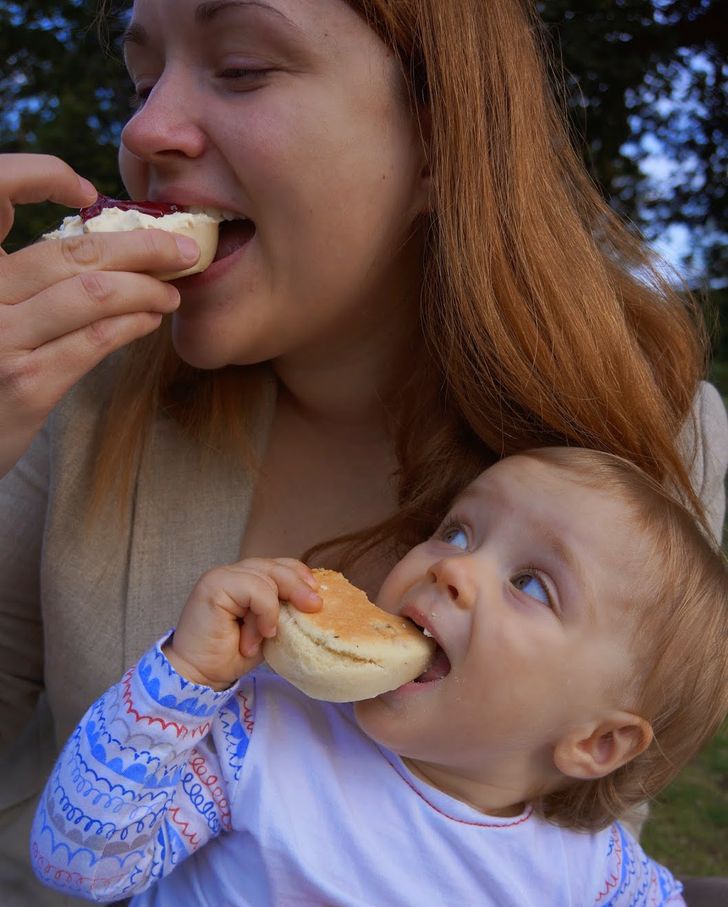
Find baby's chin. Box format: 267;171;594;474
352;674;445;749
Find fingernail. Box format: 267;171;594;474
166;285;181;306
175;235;200;261
77;177;97;200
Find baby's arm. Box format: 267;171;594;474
593;822;686;906
30;558;321;902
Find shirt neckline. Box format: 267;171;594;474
377;744;534;829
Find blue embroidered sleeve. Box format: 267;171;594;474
30;634;256;902
594;823;685;906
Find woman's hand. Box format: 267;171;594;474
164;558;323;691
0;154;200;478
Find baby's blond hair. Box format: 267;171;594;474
524;447;728;832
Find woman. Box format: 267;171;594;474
1;0;726;903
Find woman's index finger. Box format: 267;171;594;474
0;154;97;208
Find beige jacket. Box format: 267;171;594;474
1;365;726;906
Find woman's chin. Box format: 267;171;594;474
170;322;278;371
169;322;239;371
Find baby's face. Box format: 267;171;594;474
356;454;647;789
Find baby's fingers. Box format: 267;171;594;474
239;618;264;659
235;559;322;632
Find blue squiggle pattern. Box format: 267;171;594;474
30;635;250;902
218;694;250;782
138;649;220;719
599;823;684;906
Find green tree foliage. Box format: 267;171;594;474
538;0;727;283
1;0;726;287
0;0;129;244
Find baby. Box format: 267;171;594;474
31;448;728;905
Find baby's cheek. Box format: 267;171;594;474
374;557;423;614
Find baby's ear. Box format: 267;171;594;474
553;712;653;780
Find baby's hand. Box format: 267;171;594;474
163;558;322;691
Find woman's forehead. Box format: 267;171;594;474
123;0;387;57
128;0;356;25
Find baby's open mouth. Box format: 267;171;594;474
214;218;256;261
403;610;452;684
413;643;451;683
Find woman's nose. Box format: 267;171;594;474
428;557;477;609
120;72;207;163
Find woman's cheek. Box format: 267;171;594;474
118;142;148;199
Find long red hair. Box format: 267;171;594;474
92;0;707;562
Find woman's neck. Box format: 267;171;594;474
272;316;419;439
272;237;424;433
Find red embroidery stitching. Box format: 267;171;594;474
595;871;620;902
189;750;232;830
596;828;622;903
239;690;255;734
31;842;139;891
168;805;200;848
121;669;211;740
385;758;534;828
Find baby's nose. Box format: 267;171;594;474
428;558;476;609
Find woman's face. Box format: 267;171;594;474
119;0;428;370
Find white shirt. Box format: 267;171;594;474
31;638;685;906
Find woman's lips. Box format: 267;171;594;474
173;218;256;286
213;218;256;261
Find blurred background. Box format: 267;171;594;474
1;0;726;876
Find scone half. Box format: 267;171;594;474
263;568;435;702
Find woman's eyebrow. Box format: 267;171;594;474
195;0;301;31
122;1;300;48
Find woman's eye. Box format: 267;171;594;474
511;572;551;607
130;91;149;108
441;524;468;550
218;67;273;86
129;83;154;108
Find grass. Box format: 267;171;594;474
640;360;728;877
642;722;728;875
710;359;728;404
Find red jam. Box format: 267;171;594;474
79;195;182;222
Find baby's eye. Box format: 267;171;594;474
440;523;469;550
511;572;551;607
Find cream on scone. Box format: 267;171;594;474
43;196;229;280
263;568;436;702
